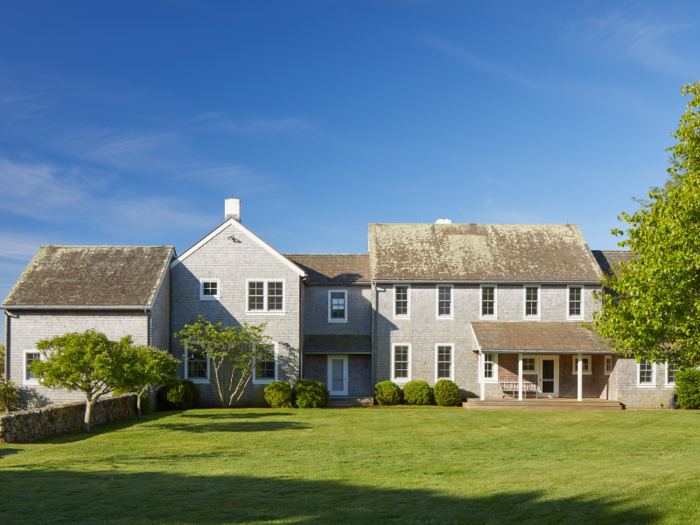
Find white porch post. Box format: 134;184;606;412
518;353;523;401
479;353;485;400
577;353;583;402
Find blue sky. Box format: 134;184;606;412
1;1;699;339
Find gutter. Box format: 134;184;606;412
0;305;152;311
371;280;600;285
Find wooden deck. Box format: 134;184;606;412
464;398;624;411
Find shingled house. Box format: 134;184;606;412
2;199;676;408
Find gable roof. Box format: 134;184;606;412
171;218;306;277
284;254;370;283
471;322;609;353
368;223;603;282
2;246;174;309
591;250;637;277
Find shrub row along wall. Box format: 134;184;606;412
0;394;137;444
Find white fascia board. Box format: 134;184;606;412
171;219;306;277
469;323;481;352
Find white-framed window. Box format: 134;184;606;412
666;362;678;387
185;347;209;383
482;352;498;383
394;285;410;318
567;285;583;319
436;285;453;319
572;355;592;375
328;290;347;323
392;344;411;382
200;279;220;300
253;342;278;384
24;350;41;384
637;359;655;387
523;285;540;319
246;280;285;313
522;357;536;372
480;285;497;318
435;344;454;380
605;356;612;375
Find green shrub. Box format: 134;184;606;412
375;381;402;406
0;380;20;413
433;379;462;406
264;381;293;408
293;379;329;408
158;380;201;410
403;380;434;406
675;369;700;409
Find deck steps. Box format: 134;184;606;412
326;397;374;408
464;398;623;411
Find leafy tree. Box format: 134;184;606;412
32;330;133;432
175;316;271;407
0;343;5;380
119;345;180;418
593;82;700;368
0;379;19;413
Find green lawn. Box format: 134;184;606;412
1;408;699;524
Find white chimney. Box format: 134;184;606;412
435;218;452;224
225;198;241;222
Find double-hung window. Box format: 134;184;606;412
247;280;285;313
572;356;592;375
568;286;583;319
25;351;41;383
638;359;655;386
482;353;498;382
605;356;613;375
328;290;347;322
394;285;410;317
253;343;277;384
481;285;496;318
185;348;209;382
437;286;453;318
436;344;453;380
666;362;678;387
392;344;410;382
200;279;220;300
524;286;540;318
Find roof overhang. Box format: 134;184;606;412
372;280;601;285
1;305;151;311
471;322;610;354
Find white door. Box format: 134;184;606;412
537;355;559;397
327;355;348;396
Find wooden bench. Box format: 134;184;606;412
500;381;540;399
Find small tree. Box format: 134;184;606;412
0;343;5;380
120;345;180;418
0;380;19;413
175;316;271;407
33;329;133;433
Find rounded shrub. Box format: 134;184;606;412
293;379;329;408
0;380;20;413
675;369;700;409
375;381;402;406
433;379;462;406
158;380;201;410
403;380;434;406
264;381;293;408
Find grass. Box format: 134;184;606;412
1;407;699;524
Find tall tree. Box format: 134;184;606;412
32;330;133;432
120;345;180;418
175;316;271;407
593;82;700;368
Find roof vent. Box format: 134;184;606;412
435;218;452;224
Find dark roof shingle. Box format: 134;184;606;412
2;246;173;308
284;254;369;283
471;322;609;353
591;250;637;277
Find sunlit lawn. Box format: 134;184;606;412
1;407;699;524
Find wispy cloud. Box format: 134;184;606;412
190;113;319;136
564;13;695;76
484;176;507;186
420;35;542;90
0;234;50;260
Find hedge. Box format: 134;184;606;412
403;380;434;405
675;369;700;409
157;380;201;410
375;381;402;406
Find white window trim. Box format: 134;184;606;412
393;284;411;319
245;279;286;315
480;351;499;383
604;356;612;375
566;285;584;320
665;361;677;388
184;347;210;384
479;284;498;319
327;289;348;323
391;343;411;383
199;278;221;300
436;285;454;320
24;349;41;385
435;343;454;381
637;360;656;388
572;355;592;375
523;285;541;320
252;341;278;385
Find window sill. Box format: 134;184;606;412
480;379;499;384
199;296;220;301
252;379;276;385
188;378;209;384
665;384;676;388
566;317;584;321
636;384;657;388
246;311;286;316
436;316;454;320
393;316;411;320
522;317;541;321
479;316;498;321
328;319;348;324
23;380;39;386
393;379;410;384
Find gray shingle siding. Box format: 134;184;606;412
150;266;170;351
303;286;372;336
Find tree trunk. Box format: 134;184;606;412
137;390;143;419
84;399;93;433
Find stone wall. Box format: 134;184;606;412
0;394;137;443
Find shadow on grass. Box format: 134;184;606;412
0;447;20;459
177;411;295;420
0;470;659;525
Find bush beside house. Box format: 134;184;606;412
264;381;294;408
375;381;402;405
158;380;201;410
433;380;461;406
403;381;434;406
675;370;700;409
294;379;329;408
